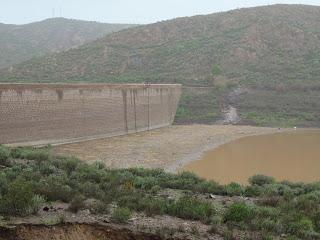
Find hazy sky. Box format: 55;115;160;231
1;0;320;25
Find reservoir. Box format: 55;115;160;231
183;130;320;184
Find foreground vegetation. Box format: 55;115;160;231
1;145;320;239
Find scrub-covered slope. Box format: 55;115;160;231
0;18;135;69
1;5;319;126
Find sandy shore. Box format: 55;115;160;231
53;125;284;172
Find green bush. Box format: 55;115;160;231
9;147;23;159
253;206;280;220
119;194;166;216
29;194;45;214
262;183;291;197
211;64;222;75
224;202;253;223
193;180;225;195
225;182;244;196
10;147;50;163
36;176;73;202
260;219;278;232
69;195;86;213
139;197;167;216
150;185;161;194
287;218;314;238
295;191;320;215
111;207;131;223
0;146;10;166
244;185;262;197
27;149;50;163
90;200;109;214
249;175;275;186
0;179;35;216
312;210;320;232
53;157;80;175
168;196;215;222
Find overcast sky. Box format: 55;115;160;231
1;0;320;25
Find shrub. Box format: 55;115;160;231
287;218;314;238
295;191;320;215
262;183;291;197
244;185;262;197
117;193;145;211
119;194;166;216
312;210;320;232
69;195;86;213
0;179;35;216
140;197;167;216
224;202;253;223
249;175;275;186
150;185;161;194
133;176;157;190
53;157;80;175
29;194;45;214
253;206;280;220
212;64;222;75
168;196;215;222
24;148;50;163
9;147;23;159
211;215;222;225
259;219;278;232
193;180;225;194
0;146;10;166
36;176;73;202
90;200;109;214
257;196;281;207
111;207;131;223
39;162;57;175
220;227;234;240
0;173;8;196
225;182;244;196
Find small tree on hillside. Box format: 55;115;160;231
211;64;222;75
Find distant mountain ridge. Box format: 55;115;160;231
1;5;320;127
0;18;136;69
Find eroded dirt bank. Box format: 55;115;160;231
53;125;283;171
0;223;172;240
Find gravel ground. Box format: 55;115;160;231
53;124;283;172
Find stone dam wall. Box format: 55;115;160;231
0;84;181;145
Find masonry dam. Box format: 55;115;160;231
0;84;181;145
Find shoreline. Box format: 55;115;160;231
165;128;293;173
53;124;288;171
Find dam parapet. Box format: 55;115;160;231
0;83;181;145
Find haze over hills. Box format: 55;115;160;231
1;4;320;127
0;18;136;69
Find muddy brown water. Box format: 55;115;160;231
183;130;320;184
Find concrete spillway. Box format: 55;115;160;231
0;84;181;145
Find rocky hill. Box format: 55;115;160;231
0;18;135;69
1;5;319;127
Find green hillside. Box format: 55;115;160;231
0;18;136;69
1;5;320;127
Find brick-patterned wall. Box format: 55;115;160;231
0;84;181;145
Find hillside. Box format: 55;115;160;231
0;18;135;69
1;5;320;127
